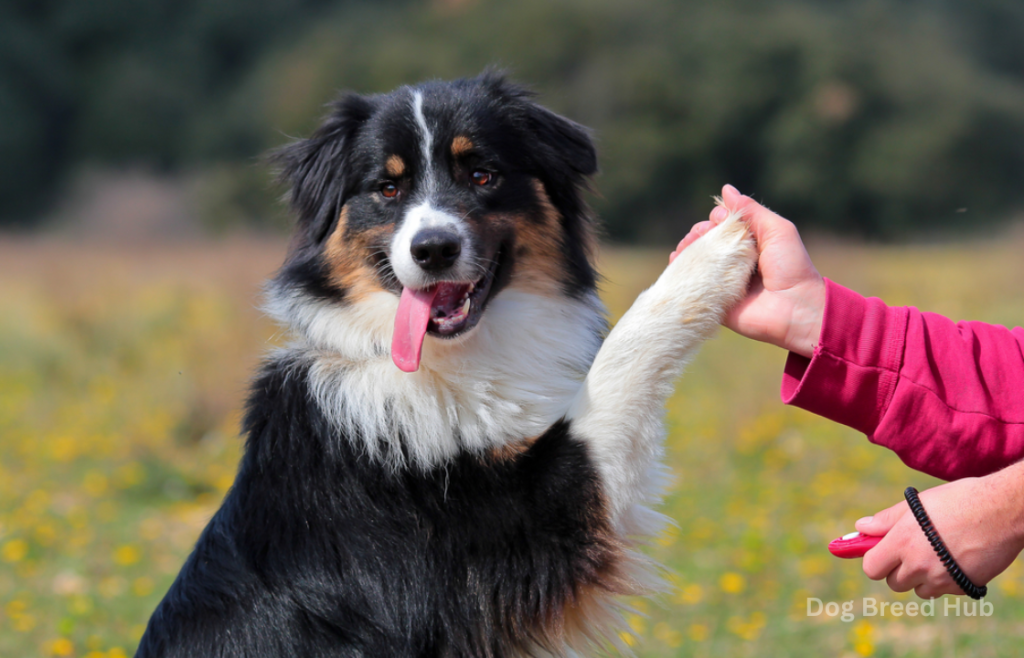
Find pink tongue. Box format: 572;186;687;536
392;286;439;372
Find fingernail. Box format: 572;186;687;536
710;207;728;222
723;184;741;197
855;516;873;526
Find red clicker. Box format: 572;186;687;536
827;531;884;559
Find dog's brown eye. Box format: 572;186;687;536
381;182;399;198
471;170;492;186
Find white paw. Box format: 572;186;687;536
660;212;757;320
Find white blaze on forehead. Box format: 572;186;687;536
412;91;435;193
390;90;476;290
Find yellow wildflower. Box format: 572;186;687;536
113;544;142;566
2;538;28;562
719;572;746;594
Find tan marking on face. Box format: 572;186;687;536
450;135;474;158
490;179;569;296
385;155;405;178
324;207;393;303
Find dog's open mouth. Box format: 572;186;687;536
391;248;503;372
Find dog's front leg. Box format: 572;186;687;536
567;213;756;533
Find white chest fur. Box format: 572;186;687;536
268;285;606;469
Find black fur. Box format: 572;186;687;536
137;73;616;657
276;93;377;245
270;72;598;305
136;356;618;657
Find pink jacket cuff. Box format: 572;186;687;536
780;279;908;436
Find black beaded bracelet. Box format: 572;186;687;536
904;486;987;600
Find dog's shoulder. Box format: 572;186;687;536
137;350;401;655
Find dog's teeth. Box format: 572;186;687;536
461;298;471;316
468;282;475;293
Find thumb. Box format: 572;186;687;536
855;501;909;536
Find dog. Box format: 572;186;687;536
135;72;756;657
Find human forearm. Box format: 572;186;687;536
987;460;1024;549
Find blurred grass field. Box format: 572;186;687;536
2;232;1023;657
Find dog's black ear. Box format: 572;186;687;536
271;93;375;243
478;72;599;293
522;103;598;183
478;72;597;187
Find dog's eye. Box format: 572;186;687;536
380;182;399;198
471;170;492;187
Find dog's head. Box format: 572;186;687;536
268;73;599;372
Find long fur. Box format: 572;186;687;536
570;212;756;533
136;73;756;657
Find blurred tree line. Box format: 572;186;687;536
2;0;1023;240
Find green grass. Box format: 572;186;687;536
1;235;1022;657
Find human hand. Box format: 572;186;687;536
670;185;825;358
857;462;1024;598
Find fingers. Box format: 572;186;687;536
859;501;911;581
717;184;758;218
715;184;799;250
856;501;909;536
896;564;963;599
669;221;713;262
713;185;755;223
885;563;920;593
862;537;902;581
869;542;961;597
709;183;824;354
856;485;986;599
722;184;745;210
673;184;770;262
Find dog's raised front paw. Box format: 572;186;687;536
660;209;757;321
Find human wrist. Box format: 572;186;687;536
990;461;1024;551
779;276;825;359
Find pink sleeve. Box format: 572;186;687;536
781;278;1024;481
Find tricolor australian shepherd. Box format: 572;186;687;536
137;73;756;657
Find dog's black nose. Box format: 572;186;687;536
410;229;462;272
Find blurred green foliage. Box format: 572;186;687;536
3;0;1024;239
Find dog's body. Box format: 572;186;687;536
136;74;756;657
